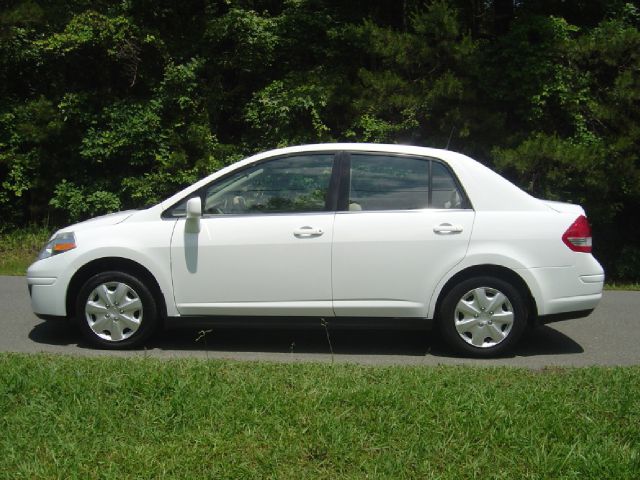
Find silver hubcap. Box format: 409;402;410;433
454;287;514;348
85;282;143;342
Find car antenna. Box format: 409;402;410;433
445;126;455;150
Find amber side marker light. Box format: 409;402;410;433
52;242;76;253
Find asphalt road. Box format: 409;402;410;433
2;275;638;367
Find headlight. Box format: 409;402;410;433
38;232;77;260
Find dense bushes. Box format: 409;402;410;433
1;0;639;280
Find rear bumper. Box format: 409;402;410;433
542;292;602;316
518;258;604;317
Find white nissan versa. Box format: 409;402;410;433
27;144;604;356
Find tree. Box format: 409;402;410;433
0;0;638;279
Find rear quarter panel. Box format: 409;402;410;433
427;210;604;318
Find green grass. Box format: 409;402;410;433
0;227;51;276
1;354;638;479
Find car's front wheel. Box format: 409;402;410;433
76;271;158;349
439;276;527;357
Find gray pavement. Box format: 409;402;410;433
2;275;638;367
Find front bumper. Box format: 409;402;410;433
27;276;68;317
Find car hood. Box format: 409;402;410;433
59;210;138;233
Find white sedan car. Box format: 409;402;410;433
27;143;604;356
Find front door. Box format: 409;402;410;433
169;153;337;317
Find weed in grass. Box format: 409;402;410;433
320;318;334;363
195;329;213;358
195;329;213;344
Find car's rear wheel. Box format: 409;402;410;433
439;276;527;357
76;271;158;349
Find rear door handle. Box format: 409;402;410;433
293;226;324;237
433;223;463;234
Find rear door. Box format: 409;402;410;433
332;153;475;318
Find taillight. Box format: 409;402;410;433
562;215;592;253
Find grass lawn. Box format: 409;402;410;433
1;353;638;479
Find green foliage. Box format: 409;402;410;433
493;134;609;206
36;11;134;56
49;180;120;222
0;0;639;280
616;245;640;282
79;100;163;167
206;7;279;73
245;74;333;147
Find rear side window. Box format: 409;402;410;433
349;155;429;211
348;154;465;211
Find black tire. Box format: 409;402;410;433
76;271;158;349
438;276;527;357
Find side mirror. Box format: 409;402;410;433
185;197;202;233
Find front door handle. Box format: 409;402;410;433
293;226;324;237
433;223;463;234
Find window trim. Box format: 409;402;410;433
161;149;474;219
336;151;351;211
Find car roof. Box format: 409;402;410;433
159;143;547;212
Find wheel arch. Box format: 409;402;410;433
433;264;538;324
66;257;168;323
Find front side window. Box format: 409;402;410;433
171;154;334;216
